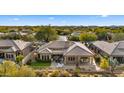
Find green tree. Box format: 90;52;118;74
35;25;58;42
112;33;124;41
69;35;79;41
79;33;97;42
21;34;36;41
100;58;109;70
96;31;107;40
94;27;109;40
1;33;21;40
16;55;24;65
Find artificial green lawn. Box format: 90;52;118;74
29;60;51;69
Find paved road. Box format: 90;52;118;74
57;35;67;41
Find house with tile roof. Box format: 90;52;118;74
90;41;124;63
0;40;33;61
37;41;94;65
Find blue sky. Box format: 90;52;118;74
0;15;124;26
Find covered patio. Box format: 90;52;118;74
64;56;94;65
112;56;124;64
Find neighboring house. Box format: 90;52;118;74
0;40;33;61
90;41;124;63
37;41;94;65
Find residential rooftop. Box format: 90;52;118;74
0;40;32;52
38;41;94;56
92;41;124;56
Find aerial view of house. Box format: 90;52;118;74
36;41;95;67
0;15;124;77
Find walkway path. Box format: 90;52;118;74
92;58;101;71
22;50;35;64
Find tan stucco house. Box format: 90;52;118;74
0;40;33;61
90;41;124;63
37;41;94;65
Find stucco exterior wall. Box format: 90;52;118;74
22;46;32;56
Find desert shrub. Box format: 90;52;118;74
69;35;79;41
72;68;81;77
17;66;36;77
48;70;60;77
100;58;109;70
60;70;71;77
0;61;36;77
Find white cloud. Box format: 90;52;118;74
101;15;109;18
48;17;55;20
13;18;20;21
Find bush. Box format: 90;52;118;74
16;55;24;64
72;68;81;77
69;35;79;41
17;66;36;77
112;33;124;41
79;33;97;42
0;61;18;76
48;70;60;77
60;70;71;77
100;58;109;70
0;61;36;77
36;69;71;77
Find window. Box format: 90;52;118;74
6;54;8;58
41;55;49;60
47;55;49;60
6;53;14;59
41;55;44;60
11;54;13;58
68;57;75;61
0;47;9;49
81;57;89;62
